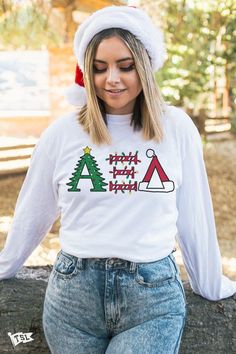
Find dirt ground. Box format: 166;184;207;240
0;136;235;281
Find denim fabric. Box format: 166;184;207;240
42;250;187;354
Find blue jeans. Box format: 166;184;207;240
42;250;187;354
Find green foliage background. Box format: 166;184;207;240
0;0;236;124
0;0;61;49
155;0;236;111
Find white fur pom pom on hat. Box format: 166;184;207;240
65;64;87;106
66;5;167;106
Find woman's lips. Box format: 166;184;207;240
105;89;126;97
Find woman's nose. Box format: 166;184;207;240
106;67;120;85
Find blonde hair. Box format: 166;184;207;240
78;28;165;145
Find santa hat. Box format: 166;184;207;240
66;5;166;106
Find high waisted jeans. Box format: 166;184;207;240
42;250;187;354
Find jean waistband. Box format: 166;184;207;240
57;249;177;273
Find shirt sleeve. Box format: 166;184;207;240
0;138;60;280
176;114;236;301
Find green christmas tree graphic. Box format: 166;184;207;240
67;146;108;192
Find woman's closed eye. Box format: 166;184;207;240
93;64;135;73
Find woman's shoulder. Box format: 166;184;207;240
35;111;84;156
39;111;85;143
164;105;193;125
163;104;200;137
42;111;78;136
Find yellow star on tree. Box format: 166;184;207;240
83;146;92;154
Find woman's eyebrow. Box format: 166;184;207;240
94;57;133;63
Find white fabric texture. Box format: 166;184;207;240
68;6;166;106
0;105;235;301
74;6;166;73
65;82;87;107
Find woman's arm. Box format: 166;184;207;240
176;114;236;301
0;139;60;280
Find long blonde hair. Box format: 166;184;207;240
78;28;165;145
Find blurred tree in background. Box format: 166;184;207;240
144;0;236;120
0;0;236;128
0;0;62;49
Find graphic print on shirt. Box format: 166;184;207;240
138;149;175;193
67;146;108;192
67;147;175;194
106;151;141;194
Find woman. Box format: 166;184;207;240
0;5;235;354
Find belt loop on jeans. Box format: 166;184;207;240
76;258;84;270
129;261;136;273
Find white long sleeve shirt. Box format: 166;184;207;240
0;105;235;301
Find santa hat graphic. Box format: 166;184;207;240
138;149;175;193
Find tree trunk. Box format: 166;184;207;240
222;64;230;117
